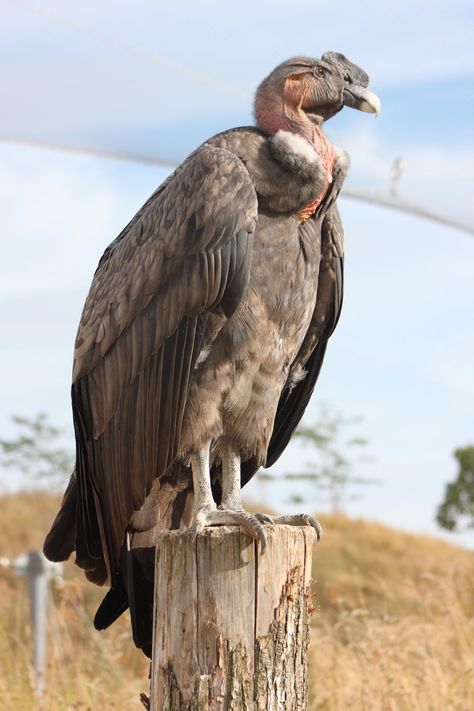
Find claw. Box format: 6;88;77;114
191;522;202;542
235;511;267;552
190;507;268;551
253;512;274;524
190;513;205;542
265;513;322;542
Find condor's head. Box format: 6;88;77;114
254;52;381;141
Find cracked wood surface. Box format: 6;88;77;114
150;525;314;710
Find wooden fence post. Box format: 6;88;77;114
150;525;314;710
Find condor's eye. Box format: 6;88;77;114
315;66;325;77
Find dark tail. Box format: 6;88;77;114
43;472;77;562
94;470;194;656
94;538;155;657
45;463;195;656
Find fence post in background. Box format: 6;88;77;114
0;550;63;695
150;525;315;710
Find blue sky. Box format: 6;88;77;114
0;0;473;546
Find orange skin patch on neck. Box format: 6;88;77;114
297;196;324;223
297;126;335;223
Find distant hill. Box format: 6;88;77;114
0;492;473;710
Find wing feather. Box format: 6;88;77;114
71;146;257;583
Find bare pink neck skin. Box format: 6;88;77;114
255;89;335;177
255;89;314;143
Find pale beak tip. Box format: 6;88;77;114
364;90;381;117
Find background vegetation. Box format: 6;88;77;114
0;492;472;710
437;446;474;533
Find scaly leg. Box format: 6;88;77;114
219;444;321;540
219;442;244;511
189;441;267;549
220;443;274;522
190;440;215;518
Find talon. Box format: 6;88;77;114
293;514;322;541
191;521;203;541
251;518;267;553
306;515;322;542
254;512;273;524
190;508;268;551
229;511;268;552
190;507;212;541
271;513;322;542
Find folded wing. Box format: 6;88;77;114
67;146;257;585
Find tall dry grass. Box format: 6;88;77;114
0;495;473;710
309;515;474;710
0;579;148;710
0;493;149;710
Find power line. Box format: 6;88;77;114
4;3;474;235
11;0;474;184
342;189;474;237
0;136;177;169
327;130;474;182
13;0;249;100
2;135;473;237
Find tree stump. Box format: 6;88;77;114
150;525;315;710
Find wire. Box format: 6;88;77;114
0;136;177;169
342;189;474;237
11;0;474;183
327;130;474;182
12;0;249;101
1;135;473;237
4;2;474;234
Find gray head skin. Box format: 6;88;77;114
254;52;381;142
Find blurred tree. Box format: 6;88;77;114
0;413;73;491
259;403;377;513
436;446;474;532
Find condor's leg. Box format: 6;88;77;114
219;442;244;512
189;441;267;550
189;440;215;523
220;443;321;541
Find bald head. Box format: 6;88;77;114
254;52;380;137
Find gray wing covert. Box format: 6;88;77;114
72;145;258;584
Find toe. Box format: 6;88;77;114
271;513;322;541
190;507;212;540
305;515;322;541
294;514;322;541
190;520;203;541
234;512;268;552
189;508;268;551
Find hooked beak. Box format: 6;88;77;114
343;84;381;116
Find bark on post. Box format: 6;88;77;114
150;525;314;710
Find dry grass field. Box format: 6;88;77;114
310;515;474;710
0;493;472;710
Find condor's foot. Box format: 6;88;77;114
262;513;322;541
190;506;268;551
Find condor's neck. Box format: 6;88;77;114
255;92;335;179
255;90;315;145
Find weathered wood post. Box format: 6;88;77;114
150;525;314;710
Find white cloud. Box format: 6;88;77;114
0;144;167;299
